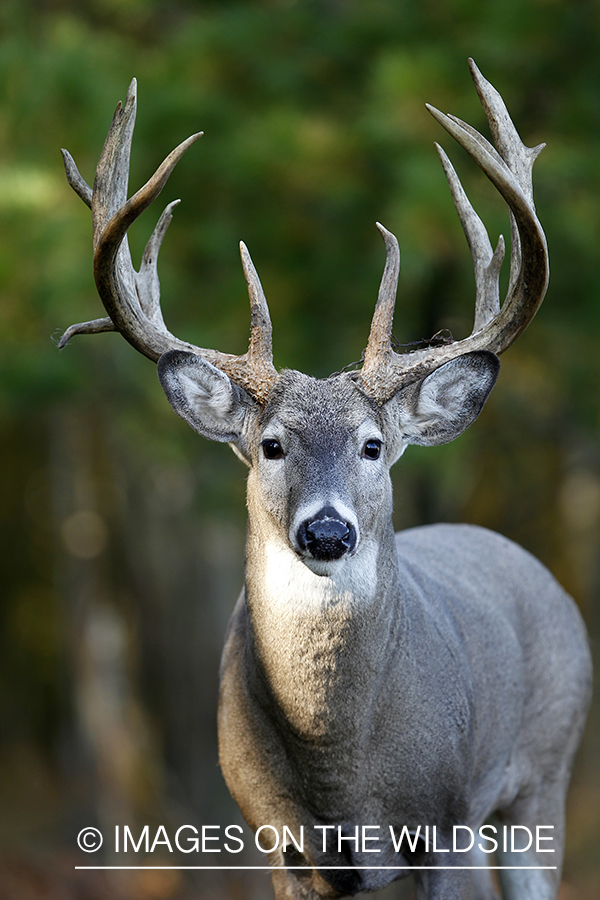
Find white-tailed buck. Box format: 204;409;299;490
61;61;591;899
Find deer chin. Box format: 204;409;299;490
296;541;379;602
300;553;354;578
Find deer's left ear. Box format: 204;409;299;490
384;350;500;450
158;350;257;453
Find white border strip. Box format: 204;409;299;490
75;865;557;871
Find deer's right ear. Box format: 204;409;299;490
158;350;256;450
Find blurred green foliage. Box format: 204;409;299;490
1;0;600;895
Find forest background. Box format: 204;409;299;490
1;1;599;898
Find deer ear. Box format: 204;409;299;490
385;350;500;448
157;350;256;446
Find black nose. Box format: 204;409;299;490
297;506;357;561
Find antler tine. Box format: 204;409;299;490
58;80;278;405
207;242;276;406
61;148;93;208
137;199;181;331
359;60;548;404
361;223;400;386
434;142;505;333
240;242;274;363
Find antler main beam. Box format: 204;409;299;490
59;78;278;405
360;59;549;403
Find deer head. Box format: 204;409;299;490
59;60;547;568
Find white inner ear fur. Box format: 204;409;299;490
158;352;254;446
384;354;498;449
414;363;474;420
179;369;236;421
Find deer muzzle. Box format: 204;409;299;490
296;506;357;562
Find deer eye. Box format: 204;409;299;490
262;439;284;460
362;439;382;460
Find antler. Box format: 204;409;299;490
360;59;549;403
59;79;278;405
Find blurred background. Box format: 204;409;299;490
1;0;599;897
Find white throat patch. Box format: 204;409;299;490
260;537;379;611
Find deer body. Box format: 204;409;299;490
221;527;588;896
211;370;590;899
60;62;591;899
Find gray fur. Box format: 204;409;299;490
158;354;592;900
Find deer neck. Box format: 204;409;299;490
243;498;403;742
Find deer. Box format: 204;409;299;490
60;60;591;900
